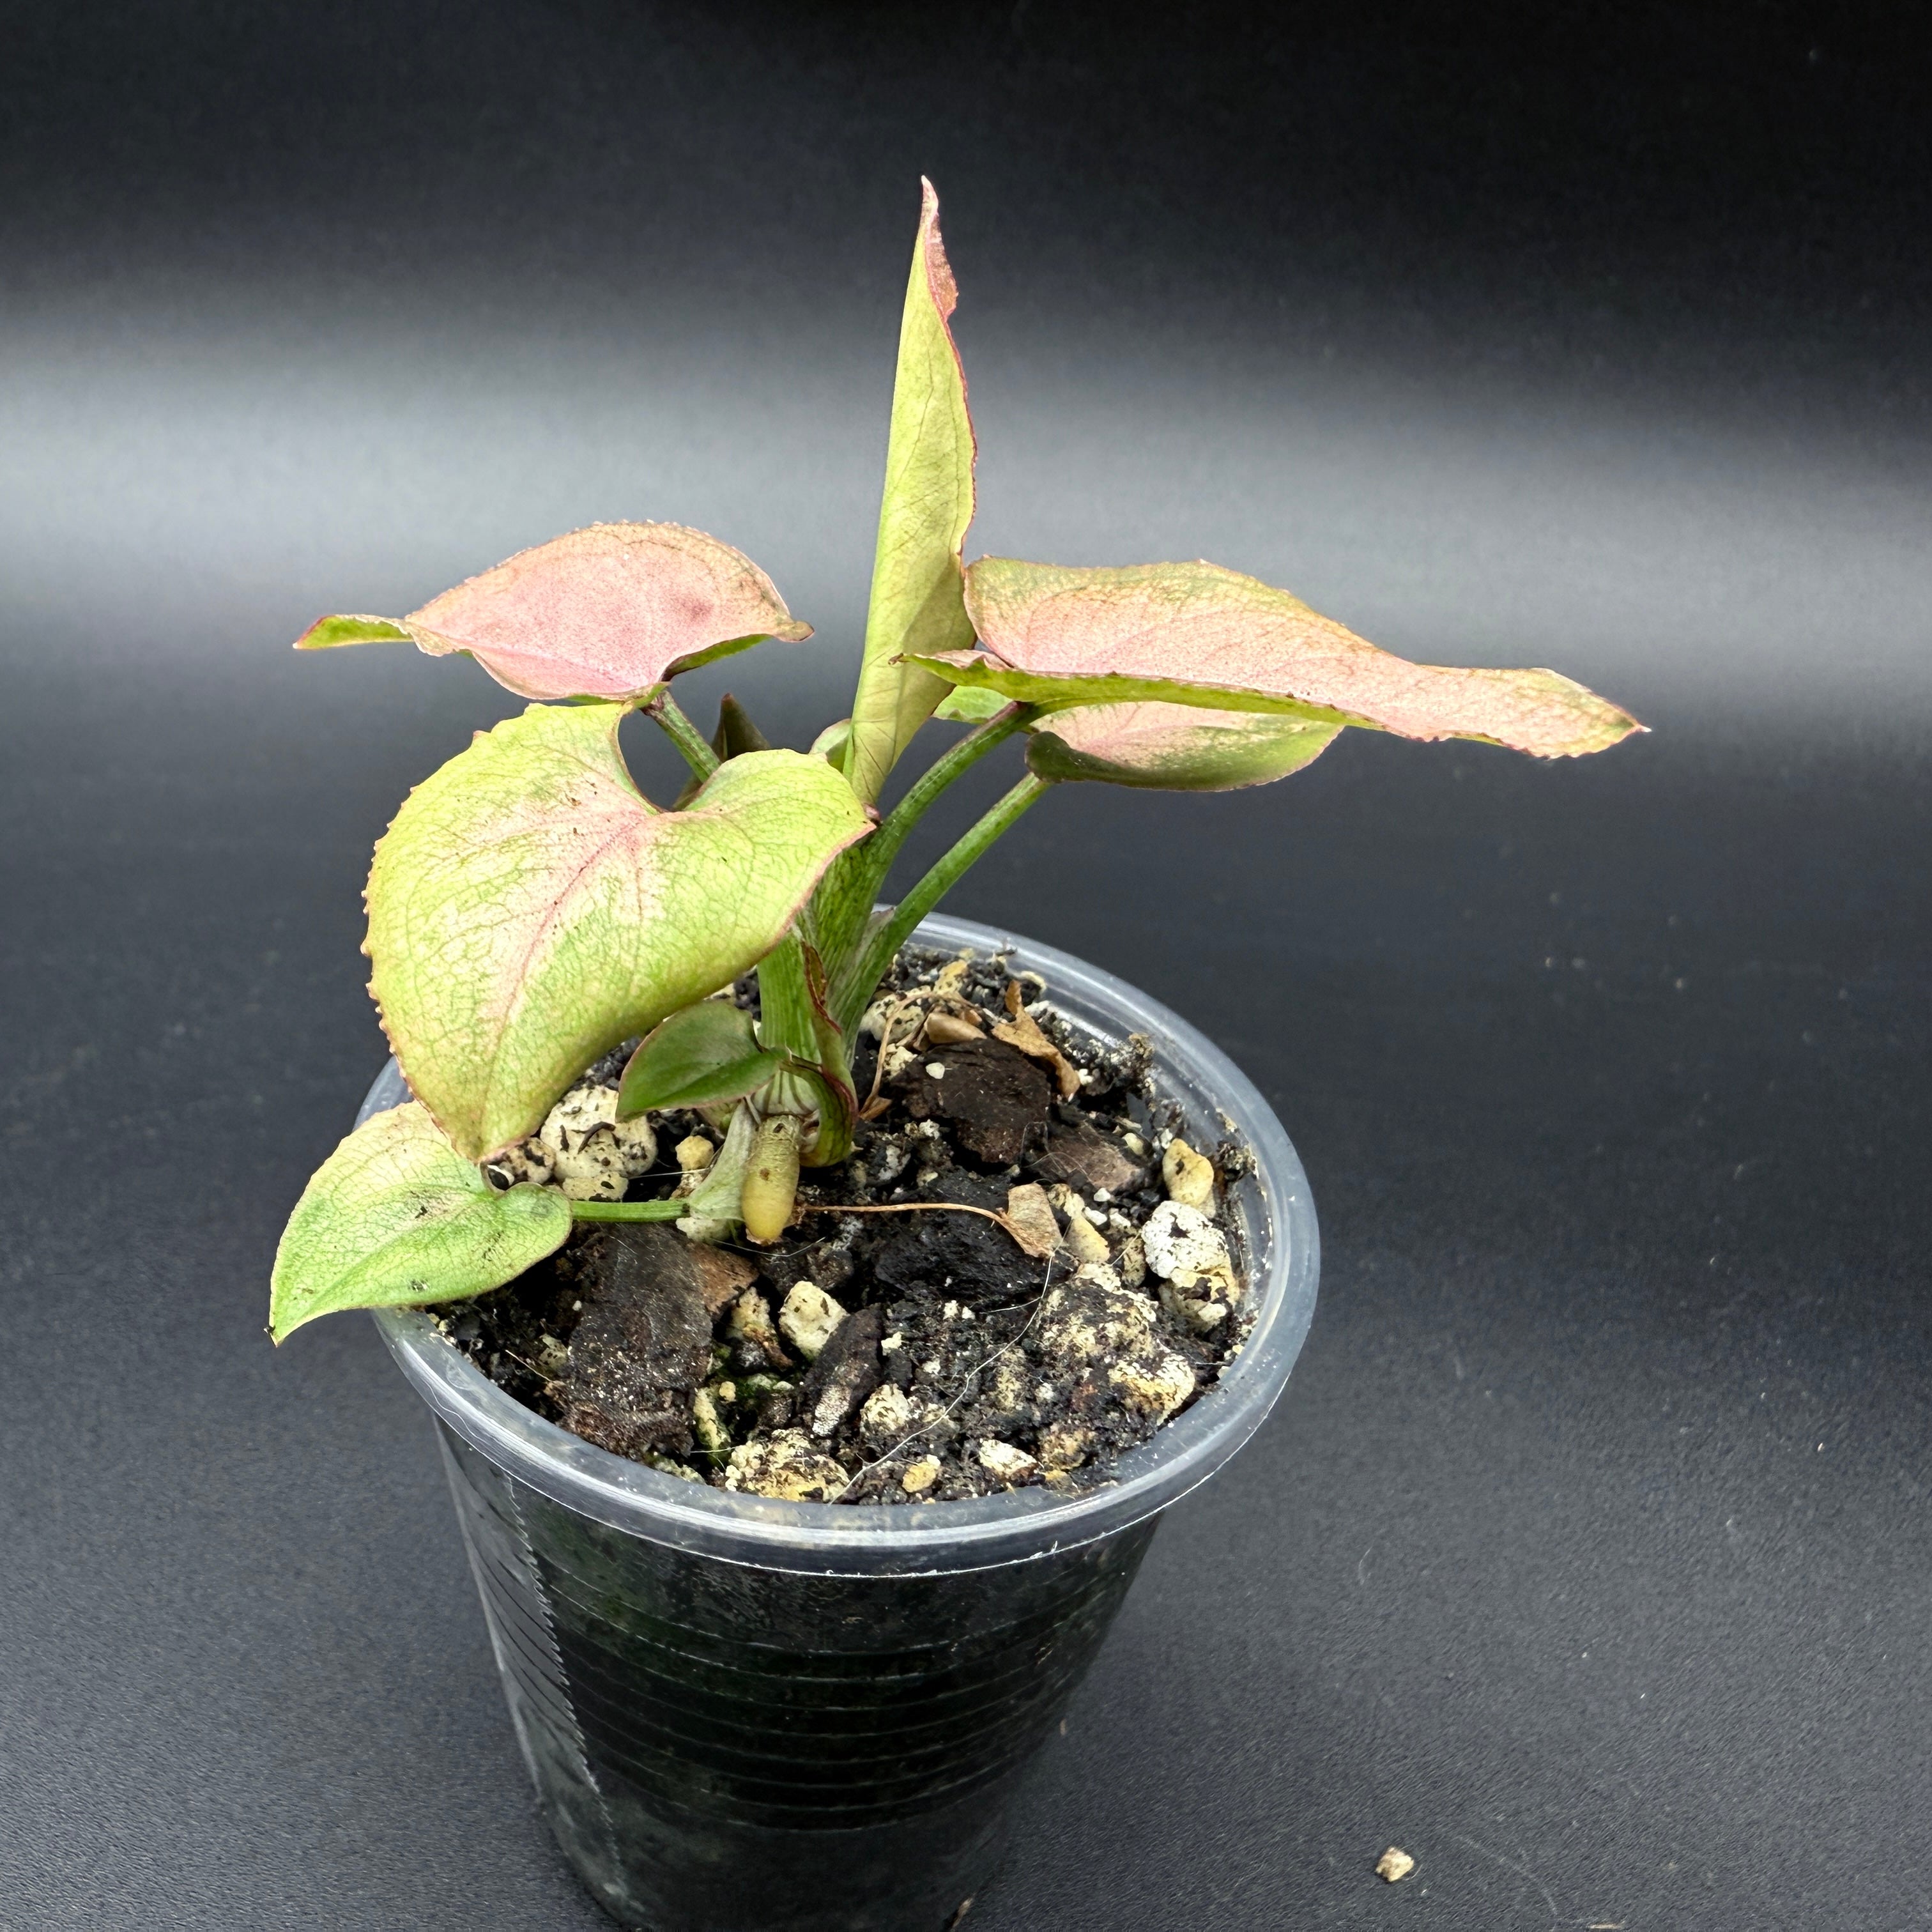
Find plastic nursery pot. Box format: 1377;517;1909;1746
363;914;1319;1932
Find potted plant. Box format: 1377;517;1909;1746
273;181;1637;1931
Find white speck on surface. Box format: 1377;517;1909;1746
860;1383;914;1445
777;1282;846;1361
976;1439;1039;1483
1142;1200;1236;1294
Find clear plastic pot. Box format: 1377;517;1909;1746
364;914;1319;1931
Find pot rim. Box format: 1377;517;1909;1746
370;912;1319;1575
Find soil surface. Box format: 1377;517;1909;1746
433;946;1255;1504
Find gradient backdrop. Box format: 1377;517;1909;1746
3;5;1928;1928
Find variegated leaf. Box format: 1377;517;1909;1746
366;703;871;1159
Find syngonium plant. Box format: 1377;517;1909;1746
269;181;1642;1343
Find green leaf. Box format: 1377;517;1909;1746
843;180;978;804
809;717;852;765
366;703;873;1159
917;558;1643;760
294;522;811;703
618;1000;783;1116
293;615;414;650
933;683;1010;723
269;1101;570;1342
1026;703;1342;790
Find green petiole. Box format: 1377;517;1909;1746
645;689;722;780
568;1197;689;1223
838;772;1052;1030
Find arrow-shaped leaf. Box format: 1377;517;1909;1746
367;703;872;1160
270;1101;571;1342
914;558;1640;760
843;180;978;804
295;522;812;703
1026;702;1341;790
618;1000;783;1117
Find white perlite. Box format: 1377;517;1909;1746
976;1439;1039;1483
691;1386;730;1455
1141;1199;1236;1296
859;1383;915;1445
723;1430;845;1501
778;1282;847;1361
537;1081;657;1201
1064;1213;1112;1268
1036;1277;1197;1423
726;1289;786;1363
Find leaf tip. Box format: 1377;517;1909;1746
294;613;412;652
916;176;958;319
266;1287;312;1346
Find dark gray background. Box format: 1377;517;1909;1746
3;4;1927;1926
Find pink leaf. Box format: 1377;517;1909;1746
939;558;1641;760
296;521;811;702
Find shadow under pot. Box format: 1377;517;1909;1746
367;912;1320;1932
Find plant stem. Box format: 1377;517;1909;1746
861;703;1038;896
757;933;822;1062
813;703;1038;976
645;690;720;780
841;772;1052;1028
569;1197;687;1222
756;930;858;1164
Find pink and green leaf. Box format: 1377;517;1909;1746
843;180;978;804
917;558;1641;760
365;702;872;1160
1026;703;1341;790
295;522;811;703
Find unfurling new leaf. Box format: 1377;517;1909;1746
269;1101;570;1342
842;180;978;804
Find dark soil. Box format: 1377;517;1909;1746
431;946;1254;1504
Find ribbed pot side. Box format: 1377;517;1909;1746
369;915;1320;1932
